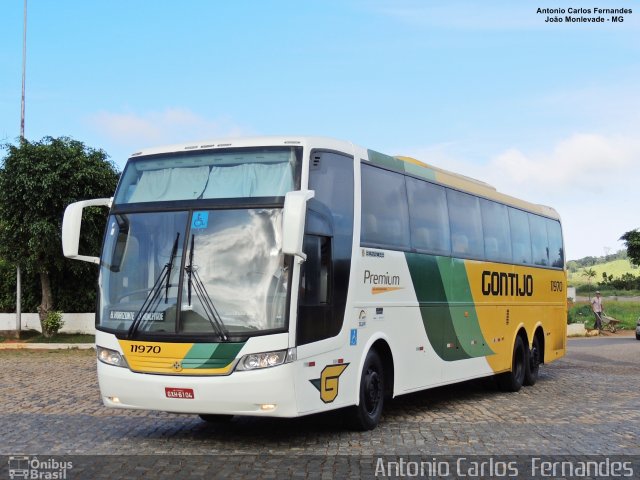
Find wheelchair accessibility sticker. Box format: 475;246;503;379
191;211;209;229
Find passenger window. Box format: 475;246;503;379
406;177;451;255
447;189;484;258
547;219;564;268
480;199;512;263
361;164;410;250
509;208;532;264
529;214;549;266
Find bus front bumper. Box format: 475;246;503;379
97;361;299;417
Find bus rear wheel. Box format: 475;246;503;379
349;349;384;431
497;335;526;392
524;335;541;386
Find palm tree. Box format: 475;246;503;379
582;268;597;300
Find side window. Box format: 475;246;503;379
299;236;330;305
480;199;512;263
447;189;484;258
509;208;532;264
529;214;549;266
309;152;353;236
406;177;451;255
547;219;564;268
361;164;410;250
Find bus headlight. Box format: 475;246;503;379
97;346;128;368
236;348;296;371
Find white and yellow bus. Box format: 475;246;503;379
62;136;566;430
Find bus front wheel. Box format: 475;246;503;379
349;349;384;431
198;414;233;423
497;335;526;392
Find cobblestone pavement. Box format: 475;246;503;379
0;337;638;478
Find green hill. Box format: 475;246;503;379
568;258;639;286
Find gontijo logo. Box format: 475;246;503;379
481;270;533;297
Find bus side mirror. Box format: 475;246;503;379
62;198;113;264
282;190;315;262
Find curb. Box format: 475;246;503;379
0;343;95;350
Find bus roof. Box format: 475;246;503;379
384;154;560;220
128;135;560;221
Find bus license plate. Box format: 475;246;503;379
165;387;194;399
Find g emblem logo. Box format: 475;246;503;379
309;364;349;403
172;361;183;372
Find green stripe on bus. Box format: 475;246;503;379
367;149;437;182
405;253;470;361
406;253;493;360
404;162;436;181
438;257;494;358
184;342;245;369
367;150;406;172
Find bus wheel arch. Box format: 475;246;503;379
497;329;527;392
370;339;394;400
348;338;394;430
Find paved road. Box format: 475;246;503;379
1;337;638;478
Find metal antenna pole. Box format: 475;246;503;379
20;0;27;139
17;0;27;336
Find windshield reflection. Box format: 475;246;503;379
181;209;287;333
98;209;288;337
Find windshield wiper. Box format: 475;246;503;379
127;232;180;338
187;234;194;306
185;234;228;341
165;232;180;303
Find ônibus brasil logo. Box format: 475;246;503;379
7;456;73;480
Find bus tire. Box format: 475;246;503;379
349;349;384;431
524;334;541;386
198;414;233;423
497;335;526;392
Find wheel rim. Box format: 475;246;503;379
530;342;540;371
363;367;382;415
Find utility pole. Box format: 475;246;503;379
16;0;27;337
20;0;27;140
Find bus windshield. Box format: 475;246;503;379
115;147;297;203
98;209;288;337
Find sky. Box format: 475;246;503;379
1;0;638;261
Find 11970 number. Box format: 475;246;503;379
130;344;161;354
550;281;564;292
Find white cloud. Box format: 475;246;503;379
88;108;250;148
486;133;639;194
404;132;640;260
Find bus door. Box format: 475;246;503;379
296;151;354;347
293;151;355;412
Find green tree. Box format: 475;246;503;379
582;268;597;298
620;229;640;266
0;136;119;328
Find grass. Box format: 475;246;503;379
568;258;639;286
1;330;95;344
568;300;640;330
575;285;640;297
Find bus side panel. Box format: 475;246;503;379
464;261;567;372
294;250;442;414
